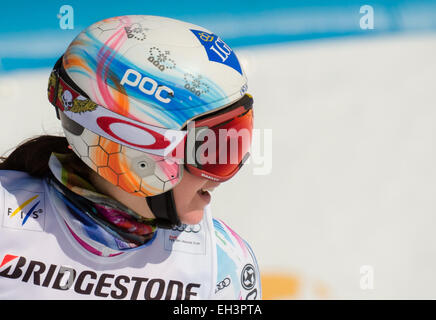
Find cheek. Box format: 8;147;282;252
172;171;207;224
173;176;198;205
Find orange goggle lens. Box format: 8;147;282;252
185;95;253;182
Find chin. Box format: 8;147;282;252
179;209;205;225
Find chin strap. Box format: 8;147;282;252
146;190;181;229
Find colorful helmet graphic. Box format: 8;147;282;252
48;15;253;227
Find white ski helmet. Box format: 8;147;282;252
48;15;253;227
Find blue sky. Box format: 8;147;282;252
1;0;435;72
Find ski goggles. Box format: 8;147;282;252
49;56;253;184
183;94;254;182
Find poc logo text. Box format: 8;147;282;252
120;69;174;103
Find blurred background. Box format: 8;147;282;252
1;0;436;299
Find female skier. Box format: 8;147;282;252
0;15;260;300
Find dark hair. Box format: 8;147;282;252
0;135;88;178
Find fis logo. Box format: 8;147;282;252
3;191;45;231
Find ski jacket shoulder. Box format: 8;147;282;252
212;218;261;300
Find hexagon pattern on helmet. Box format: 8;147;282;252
57;15;247;197
64;127;181;197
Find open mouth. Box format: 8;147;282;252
197;187;214;203
198;187;215;195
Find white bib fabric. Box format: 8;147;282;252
0;170;261;300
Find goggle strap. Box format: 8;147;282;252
48;56;92;118
48;60;62;120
